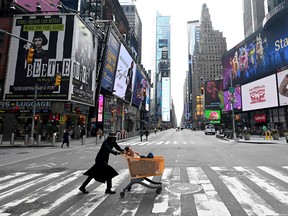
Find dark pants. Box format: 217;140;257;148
61;140;69;147
81;176;112;189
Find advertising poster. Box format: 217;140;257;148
241;74;278;111
101;32;120;92
277;69;288;106
145;87;150;111
222;12;288;90
132;69;148;108
71;17;97;105
204;79;223;110
205;110;221;124
162;77;170;122
223;86;242;112
98;94;104;122
15;0;59;12
4;14;75;100
113;44;136;102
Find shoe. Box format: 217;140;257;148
105;189;116;194
79;187;89;194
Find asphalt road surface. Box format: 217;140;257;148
1;129;288;215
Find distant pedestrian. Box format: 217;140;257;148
144;129;150;141
61;129;70;148
97;128;103;140
139;130;144;141
79;132;124;194
154;128;157;134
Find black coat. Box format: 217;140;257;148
83;138;123;183
62;131;69;143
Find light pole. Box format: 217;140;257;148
29;84;38;145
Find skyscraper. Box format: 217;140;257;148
243;0;265;38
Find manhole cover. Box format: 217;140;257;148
38;167;68;174
5;201;43;214
218;170;246;177
165;183;202;195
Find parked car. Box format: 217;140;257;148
205;125;215;135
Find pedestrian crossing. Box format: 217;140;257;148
1;166;288;215
121;140;220;146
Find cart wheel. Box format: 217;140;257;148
120;191;125;197
127;187;131;191
156;188;162;194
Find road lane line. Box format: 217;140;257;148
0;172;26;183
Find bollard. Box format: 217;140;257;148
52;133;56;146
37;135;41;146
0;134;2;145
81;135;86;145
24;135;29;145
10;133;15;145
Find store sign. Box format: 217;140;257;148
254;114;266;123
0;101;52;109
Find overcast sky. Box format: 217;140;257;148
134;0;244;125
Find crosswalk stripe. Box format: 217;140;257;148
187;167;231;216
61;169;129;216
0;172;26;183
156;141;163;145
258;166;288;183
235;167;288;205
211;167;277;216
0;171;80;215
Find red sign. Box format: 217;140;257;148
254;114;266;122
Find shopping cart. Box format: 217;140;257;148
120;154;165;197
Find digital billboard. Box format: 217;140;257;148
113;44;136;103
241;74;278;111
205;110;221;124
223;86;242;112
71;17;97;105
98;94;104;122
101;32;120;92
222;12;288;90
204;80;223;110
4;14;89;102
277;69;288;106
159;39;168;48
132;69;148;108
162;77;170;122
15;0;59;12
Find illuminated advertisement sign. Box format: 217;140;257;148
223;86;242;112
113;44;136;103
205;110;221;123
241;74;278;111
101;32;120;91
98;94;104;122
4;14;97;106
222;12;288;90
204;79;223;110
162;77;170;121
132;69;148;108
159;39;168;48
277;69;288;106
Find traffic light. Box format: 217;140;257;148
201;85;204;95
26;48;35;64
143;88;146;96
55;75;62;86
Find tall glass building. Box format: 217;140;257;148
154;13;171;124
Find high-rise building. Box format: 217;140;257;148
243;0;265;38
191;4;226;125
186;20;199;127
154;13;171;125
119;2;142;63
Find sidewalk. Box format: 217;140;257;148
217;134;288;144
0;135;135;148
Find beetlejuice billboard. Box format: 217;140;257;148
4;14;97;106
222;12;288;91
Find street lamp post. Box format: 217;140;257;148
229;74;236;139
29;84;38;145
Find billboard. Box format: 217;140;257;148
159;39;168;48
132;69;148;108
97;94;104;122
15;0;59;12
101;32;120;92
204;80;223;110
205;110;221;124
71;17;97;105
222;12;288;90
162;77;170;122
4;14;76;101
113;44;136;103
277;69;288;106
241;74;278;111
223;86;242;112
